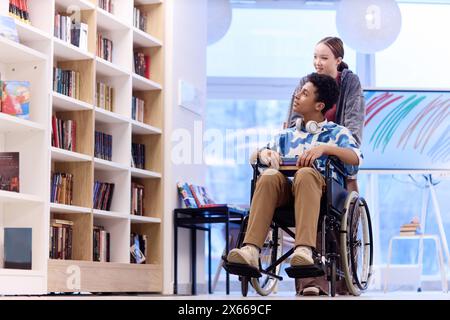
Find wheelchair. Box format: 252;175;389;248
223;156;373;297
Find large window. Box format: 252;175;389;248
375;3;450;88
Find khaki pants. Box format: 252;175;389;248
243;167;325;249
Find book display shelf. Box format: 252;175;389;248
0;0;164;294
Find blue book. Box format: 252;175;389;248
0;15;19;42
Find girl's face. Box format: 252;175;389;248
313;43;342;77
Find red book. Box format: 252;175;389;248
144;55;150;79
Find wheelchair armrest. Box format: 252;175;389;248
325;156;347;180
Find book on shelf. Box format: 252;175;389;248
97;33;113;63
49;219;73;260
131;142;145;169
131;182;145;216
99;0;114;14
93;181;115;211
399;218;421;236
4;227;32;269
0;152;19;193
95;82;114;112
131;96;145;122
133;51;150;79
51;115;77;152
95;131;113;161
53;67;80;100
71;22;88;52
0;14;19;42
93;225;110;262
8;0;30;24
51;172;74;205
133;7;147;32
130;232;147;264
0;80;31;120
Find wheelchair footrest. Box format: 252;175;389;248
285;264;325;279
223;262;261;278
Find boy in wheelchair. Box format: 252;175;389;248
226;72;364;295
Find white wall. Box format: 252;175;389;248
163;0;207;294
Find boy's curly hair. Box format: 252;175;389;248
306;72;340;114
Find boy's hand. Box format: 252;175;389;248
259;149;281;169
297;145;328;168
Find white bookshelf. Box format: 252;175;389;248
0;0;165;294
53;91;94;110
51;147;92;162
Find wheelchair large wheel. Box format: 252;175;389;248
250;226;282;296
340;192;374;296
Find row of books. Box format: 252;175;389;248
95;82;114;112
133;51;150;79
9;0;30;24
130;233;147;264
131;96;145;122
97;33;113;63
93;225;111;262
51;172;74;205
0;80;30;120
49;219;73;260
176;182;217;209
53;67;81;100
99;0;114;14
400;219;422;236
0;152;19;193
54;14;88;52
131;182;144;216
131;143;145;169
93;181;115;211
95;131;113;161
51;116;77;152
133;7;147;32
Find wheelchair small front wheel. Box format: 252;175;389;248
330;259;337;297
240;276;249;297
250;226;282;296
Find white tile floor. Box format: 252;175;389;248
0;291;449;300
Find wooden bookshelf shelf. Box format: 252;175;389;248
132;27;162;48
135;0;163;5
132;73;162;91
0;37;47;63
130;215;161;224
0;190;43;204
52;92;94;112
53;37;95;61
15;20;51;43
94;158;129;172
130;167;161;179
55;0;96;10
51;147;92;162
95;57;130;77
0;113;46;133
130;119;162;135
94;107;129;124
96;7;129;31
50;203;91;214
93;209;129;219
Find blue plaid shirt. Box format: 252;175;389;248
266;120;363;180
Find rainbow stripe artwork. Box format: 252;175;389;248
361;90;450;170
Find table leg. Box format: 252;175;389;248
208;227;212;294
174;217;178;294
226;211;230;295
191;228;197;295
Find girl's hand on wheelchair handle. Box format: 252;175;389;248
297;145;327;168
